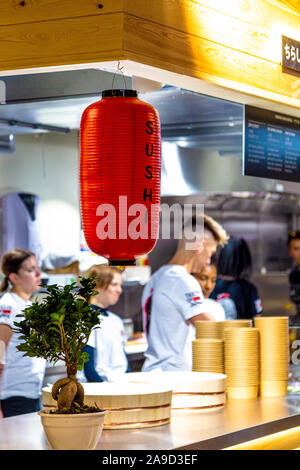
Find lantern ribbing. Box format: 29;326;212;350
79;90;161;265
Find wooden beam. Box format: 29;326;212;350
0;13;124;71
124;0;274;64
0;0;125;26
264;0;300;15
0;0;299;111
123;14;300;101
122;0;299;64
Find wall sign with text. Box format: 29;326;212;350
282;35;300;73
243;105;300;183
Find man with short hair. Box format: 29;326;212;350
142;214;229;372
288;231;300;324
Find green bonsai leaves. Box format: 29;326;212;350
13;277;103;412
14;277;100;371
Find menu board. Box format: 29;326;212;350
243;105;300;183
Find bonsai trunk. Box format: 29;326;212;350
51;362;85;412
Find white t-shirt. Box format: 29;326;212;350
142;265;207;372
0;292;46;400
86;310;128;382
201;298;226;321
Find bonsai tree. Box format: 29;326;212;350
14;277;102;414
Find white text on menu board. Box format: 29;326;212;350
247;121;299;175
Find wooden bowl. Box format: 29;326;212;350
42;382;172;429
121;371;227;412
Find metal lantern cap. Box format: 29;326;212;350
109;260;136;266
101;89;138;98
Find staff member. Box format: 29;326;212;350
0;249;45;418
287;231;300;324
211;237;263;320
142;214;228;372
82;264;129;382
192;264;225;321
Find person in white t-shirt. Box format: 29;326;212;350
0;249;45;418
82;264;129;382
192;264;226;321
142;215;229;372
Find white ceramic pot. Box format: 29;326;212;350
38;410;107;450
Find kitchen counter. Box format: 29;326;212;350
2;394;300;450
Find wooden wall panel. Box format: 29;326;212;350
187;0;300;33
123;14;298;101
0;0;299;108
265;0;300;15
122;0;274;63
0;13;124;70
0;0;124;26
0;1;298;62
122;0;300;44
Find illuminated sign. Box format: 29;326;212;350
243;105;300;183
282;35;300;73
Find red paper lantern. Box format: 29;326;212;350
79;89;161;266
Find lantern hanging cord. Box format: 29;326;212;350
111;62;128;90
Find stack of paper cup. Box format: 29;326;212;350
195;321;222;339
254;316;289;397
220;320;252;339
192;339;224;373
224;327;259;399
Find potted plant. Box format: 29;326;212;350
14;277;107;450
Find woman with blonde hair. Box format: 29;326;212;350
0;249;45;417
82;264;129;382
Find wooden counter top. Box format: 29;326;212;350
1;394;300;450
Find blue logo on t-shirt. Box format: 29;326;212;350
185;292;203;307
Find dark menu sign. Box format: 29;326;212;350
243;105;300;183
282;35;300;73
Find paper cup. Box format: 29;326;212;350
227;386;258;399
259;381;288;397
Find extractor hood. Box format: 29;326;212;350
0;69;134;135
0;68;249;194
0;69;243;151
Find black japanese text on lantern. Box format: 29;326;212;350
143;120;154;202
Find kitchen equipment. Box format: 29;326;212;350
123;318;134;340
0;192;42;262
